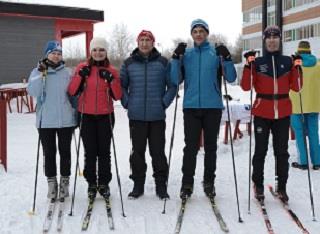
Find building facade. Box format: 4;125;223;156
242;0;320;58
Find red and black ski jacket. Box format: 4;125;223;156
241;52;302;119
68;62;122;115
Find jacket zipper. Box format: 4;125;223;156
198;48;202;108
144;60;147;120
271;56;279;119
95;69;99;114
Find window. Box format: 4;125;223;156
283;23;320;41
243;6;262;24
284;0;319;11
267;11;276;26
243;37;262;51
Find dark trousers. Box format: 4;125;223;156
252;116;290;189
182;109;222;186
39;127;74;177
81;114;114;186
129;120;168;185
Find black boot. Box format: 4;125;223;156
88;184;97;200
180;184;193;199
203;181;215;197
98;185;110;199
128;182;144;199
291;162;308;170
253;184;265;201
156;183;170;200
277;185;289;203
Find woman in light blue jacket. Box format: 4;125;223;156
27;40;77;201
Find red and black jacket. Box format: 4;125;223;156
241;52;302;119
68;62;122;115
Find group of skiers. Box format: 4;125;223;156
27;18;319;206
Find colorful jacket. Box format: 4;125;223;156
170;40;236;109
290;54;320;114
68;62;122;115
241;52;302;119
27;63;77;128
120;48;176;121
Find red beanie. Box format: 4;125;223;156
137;30;155;42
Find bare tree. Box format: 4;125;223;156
230;34;243;64
107;23;135;69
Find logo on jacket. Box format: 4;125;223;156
281;64;284;69
259;64;268;73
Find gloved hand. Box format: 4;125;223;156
78;66;91;78
216;45;231;60
99;69;114;83
291;54;302;67
172;42;187;59
37;58;49;72
244;50;257;67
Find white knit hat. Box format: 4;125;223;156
89;37;107;51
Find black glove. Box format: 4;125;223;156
244;50;257;68
243;50;257;59
172;42;187;59
216;45;231;60
37;58;49;72
78;66;91;79
99;69;114;83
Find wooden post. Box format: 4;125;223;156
0;99;7;171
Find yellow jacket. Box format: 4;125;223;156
290;57;320;114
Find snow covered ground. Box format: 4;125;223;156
1;85;320;234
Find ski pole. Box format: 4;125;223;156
107;87;126;217
247;60;254;214
296;67;316;221
162;80;180;214
220;56;243;223
69;83;86;216
29;70;47;215
73;131;82;176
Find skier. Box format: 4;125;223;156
68;37;122;199
170;19;237;199
120;30;176;199
27;40;77;200
241;26;302;202
290;40;320;170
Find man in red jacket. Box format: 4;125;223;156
241;26;302;203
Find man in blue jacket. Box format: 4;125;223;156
171;19;237;199
120;30;176;199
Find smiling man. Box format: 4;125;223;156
241;25;303;203
170;19;236;200
120;30;176;200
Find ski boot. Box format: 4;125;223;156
47;176;58;200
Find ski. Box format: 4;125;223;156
104;197;115;230
255;199;275;234
81;197;96;231
43;198;57;233
174;198;188;234
56;198;65;232
268;186;309;234
208;195;229;233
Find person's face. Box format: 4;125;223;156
47;51;62;64
191;26;208;46
138;36;154;56
91;47;107;61
265;36;280;52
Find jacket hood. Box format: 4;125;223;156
301;53;317;67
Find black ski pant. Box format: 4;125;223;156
80;114;114;186
39;127;74;177
182;109;222;186
129;120;168;186
252;116;290;190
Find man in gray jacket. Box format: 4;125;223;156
120;30;176;199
